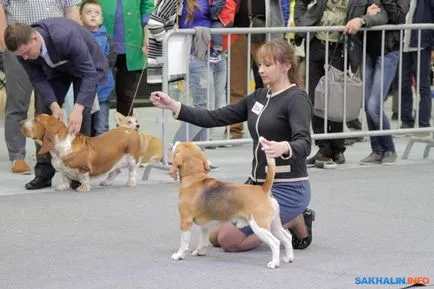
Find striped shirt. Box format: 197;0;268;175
0;0;80;24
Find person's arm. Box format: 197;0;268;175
150;90;253;128
285;91;312;159
56;30;98;108
106;34;117;69
147;0;179;42
0;4;7;51
381;0;406;24
140;0;154;52
294;0;311;27
63;5;81;24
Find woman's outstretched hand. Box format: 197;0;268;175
150;91;180;114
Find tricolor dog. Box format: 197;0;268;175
169;141;294;269
21;114;144;192
114;112;163;166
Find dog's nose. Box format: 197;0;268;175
136;124;140;129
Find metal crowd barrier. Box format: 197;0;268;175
142;23;434;180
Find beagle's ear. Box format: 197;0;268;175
169;150;181;180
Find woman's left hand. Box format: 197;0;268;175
259;137;289;158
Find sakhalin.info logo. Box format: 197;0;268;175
354;276;430;285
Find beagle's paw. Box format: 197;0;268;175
192;247;206;256
171;252;185;260
267;260;280;269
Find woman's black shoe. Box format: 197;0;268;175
291;208;315;250
292;228;312;250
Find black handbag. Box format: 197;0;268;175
248;0;266;43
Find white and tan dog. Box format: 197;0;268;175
21;114;144;192
114;112;163;166
169;141;294;269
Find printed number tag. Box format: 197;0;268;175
251;102;264;115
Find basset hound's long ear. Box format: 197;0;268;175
36;115;65;155
38;131;55;155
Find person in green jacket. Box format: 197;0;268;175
99;0;154;116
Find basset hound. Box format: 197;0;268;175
21;114;144;192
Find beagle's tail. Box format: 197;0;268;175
262;156;276;196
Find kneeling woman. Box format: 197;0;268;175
151;39;315;250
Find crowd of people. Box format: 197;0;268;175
0;0;433;254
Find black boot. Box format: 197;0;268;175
291;208;316;250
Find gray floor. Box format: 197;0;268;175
1;107;433;289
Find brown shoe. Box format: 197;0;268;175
11;160;32;175
314;153;337;169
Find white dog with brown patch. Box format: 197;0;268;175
169;140;294;269
21;114;144;192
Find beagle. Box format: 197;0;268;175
114;112;163;166
169;141;294;269
21;114;144;192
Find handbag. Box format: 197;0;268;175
313;36;363;122
248;0;266;43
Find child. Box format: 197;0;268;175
209;0;237;63
80;0;117;136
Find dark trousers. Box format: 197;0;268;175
308;37;346;157
115;54;141;116
35;77;93;179
401;48;432;127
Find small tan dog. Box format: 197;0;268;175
169;140;294;269
114;112;163;166
21;114;144;192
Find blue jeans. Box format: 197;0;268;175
173;54;227;143
211;21;224;50
91;101;109;136
364;51;399;153
401;48;432;127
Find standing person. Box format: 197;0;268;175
0;0;80;175
151;39;316;251
146;0;181;84
400;0;434;130
345;1;408;165
80;0;117;136
4;18;108;190
295;0;383;169
99;0;154;117
171;0;228;157
228;0;284;140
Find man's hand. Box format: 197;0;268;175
50;102;64;121
366;3;381;16
68;104;84;135
344;17;363;35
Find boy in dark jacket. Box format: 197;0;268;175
80;0;116;136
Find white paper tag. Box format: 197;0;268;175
251;101;264;115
